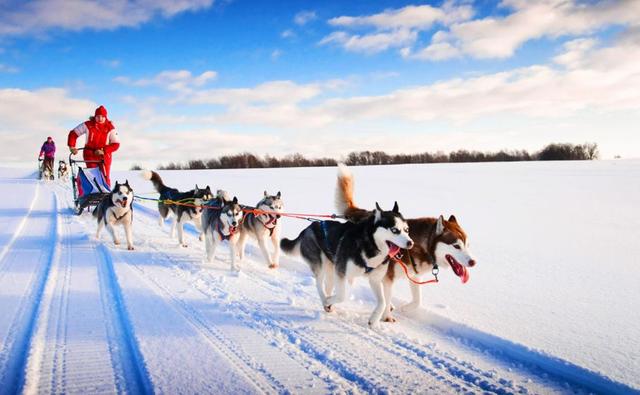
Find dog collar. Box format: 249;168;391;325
216;221;235;241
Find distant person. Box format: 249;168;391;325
67;105;120;186
39;136;56;179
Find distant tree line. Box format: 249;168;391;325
130;142;599;170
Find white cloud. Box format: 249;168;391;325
271;49;283;60
321;2;473;54
98;59;122;69
0;0;214;36
419;0;640;60
0;88;95;161
114;70;218;93
0;63;19;73
294;11;317;26
319;29;417;54
281;29;295;39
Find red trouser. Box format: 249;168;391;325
83;148;112;187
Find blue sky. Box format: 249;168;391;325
1;0;639;168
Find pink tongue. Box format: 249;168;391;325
460;266;469;284
387;243;400;257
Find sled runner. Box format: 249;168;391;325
69;148;110;215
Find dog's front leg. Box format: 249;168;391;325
124;220;134;250
381;277;395;322
204;233;217;263
237;232;247;260
177;219;188;247
269;226;280;268
170;217;177;238
368;276;386;327
256;234;273;268
229;239;239;271
106;222;120;246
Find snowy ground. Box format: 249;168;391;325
0;161;638;394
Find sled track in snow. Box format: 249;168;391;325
0;186;58;392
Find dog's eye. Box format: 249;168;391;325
391;227;400;235
454;244;461;250
404;227;409;233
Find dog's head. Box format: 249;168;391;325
219;196;243;235
193;184;214;209
258;191;283;219
372;201;414;257
433;215;476;283
58;161;67;169
111;180;134;209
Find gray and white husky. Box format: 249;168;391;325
202;194;244;271
93;180;135;250
141;170;213;247
280;202;414;326
238;191;283;269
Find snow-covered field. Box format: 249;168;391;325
0;160;638;394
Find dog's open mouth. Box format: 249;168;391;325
116;199;127;208
446;254;469;284
386;241;401;257
229;225;237;234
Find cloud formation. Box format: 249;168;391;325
0;0;214;36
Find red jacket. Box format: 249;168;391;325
67;118;120;186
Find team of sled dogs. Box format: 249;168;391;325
91;165;476;325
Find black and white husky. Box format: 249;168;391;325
141;170;213;247
93;180;134;250
202;194;244;271
238;191;283;269
57;160;69;179
280;202;414;326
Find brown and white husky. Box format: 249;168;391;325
335;164;477;322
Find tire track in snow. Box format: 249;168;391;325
0;181;39;271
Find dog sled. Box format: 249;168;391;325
69;148;110;215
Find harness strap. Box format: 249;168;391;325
391;253;439;285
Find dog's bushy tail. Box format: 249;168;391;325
335;163;370;222
141;170;165;193
280;234;303;257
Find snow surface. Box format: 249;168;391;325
0;160;638;394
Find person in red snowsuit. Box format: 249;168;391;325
67;105;120;187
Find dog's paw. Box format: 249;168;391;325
113;240;120;245
181;243;189;248
324;305;334;313
382;316;397;323
127;246;135;251
268;263;279;269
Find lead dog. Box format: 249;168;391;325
335;164;476;322
238;191;284;269
93;180;134;250
280;202;414;326
202;193;244;271
142;170;213;247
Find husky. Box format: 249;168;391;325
280;202;414;326
238;191;283;269
141;170;213;247
58;160;69;180
93;180;135;250
335;164;476;321
202;193;244;271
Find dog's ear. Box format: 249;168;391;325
276;191;281;198
448;215;457;223
374;202;382;222
392;201;399;214
264;190;268;197
125;179;130;186
232;196;238;204
436;215;445;236
195;184;200;192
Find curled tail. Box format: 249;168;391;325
280;234;303;257
141;170;165;193
335;163;370;221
